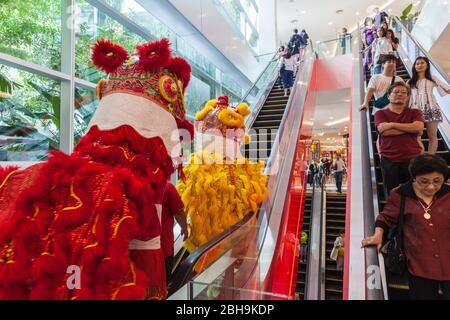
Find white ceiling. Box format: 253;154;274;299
276;0;425;44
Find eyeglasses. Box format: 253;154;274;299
391;91;408;95
415;178;445;187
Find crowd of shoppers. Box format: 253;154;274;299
359;8;450;300
276;28;309;96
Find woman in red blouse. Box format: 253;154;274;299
362;154;450;299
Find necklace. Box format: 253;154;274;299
417;197;434;220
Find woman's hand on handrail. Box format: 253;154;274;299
361;227;384;252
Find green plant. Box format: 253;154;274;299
400;3;414;20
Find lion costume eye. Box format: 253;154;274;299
158;75;179;103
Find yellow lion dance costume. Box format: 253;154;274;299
177;96;268;252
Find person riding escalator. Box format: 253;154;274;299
362;154;450;300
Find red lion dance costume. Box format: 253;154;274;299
0;38;193;300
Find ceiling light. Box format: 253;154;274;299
329;116;334;120
325;117;350;126
328;22;333;25
356;11;360;15
301;10;306;14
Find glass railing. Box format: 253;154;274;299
315;33;354;59
240;52;279;125
392;16;450;126
186;280;291;300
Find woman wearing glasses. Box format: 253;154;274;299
362;154;450;299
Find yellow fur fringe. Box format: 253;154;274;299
176;151;268;253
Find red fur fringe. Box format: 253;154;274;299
168;57;191;91
92;39;129;74
176;118;195;141
136;38;171;72
0;125;171;299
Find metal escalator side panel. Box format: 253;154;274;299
347;35;385;300
259;51;317;299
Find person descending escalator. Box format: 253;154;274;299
330;230;345;271
375;82;424;199
362;154;450;300
408;56;450;155
299;231;308;263
333;154;345;193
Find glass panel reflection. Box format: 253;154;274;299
0;64;60;161
74;86;98;145
0;0;62;70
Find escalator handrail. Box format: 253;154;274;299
392;16;450;85
304;175;325;300
349;33;386;300
169;211;255;295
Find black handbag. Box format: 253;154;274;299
381;194;407;275
370;75;396;109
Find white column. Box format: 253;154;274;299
60;0;76;153
257;0;277;56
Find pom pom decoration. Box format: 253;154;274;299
167;57;192;91
92;39;129;74
136;38;171;71
195;100;218;121
236;103;250;117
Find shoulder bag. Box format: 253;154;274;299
370;75;396;109
381;194;407;275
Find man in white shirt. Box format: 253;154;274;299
333;154;346;193
360;54;404;111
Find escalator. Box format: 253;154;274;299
169;49;316;299
244;77;287;162
324;193;346;300
365;52;450;300
295;193;312;300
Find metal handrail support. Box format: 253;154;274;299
305;182;325;300
347;29;386;300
